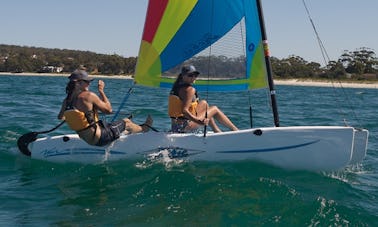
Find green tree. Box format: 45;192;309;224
339;47;377;74
326;60;346;79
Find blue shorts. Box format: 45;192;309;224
96;120;126;146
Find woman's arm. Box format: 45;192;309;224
91;80;112;114
180;87;205;125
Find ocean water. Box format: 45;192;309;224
0;74;377;226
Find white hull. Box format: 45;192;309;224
25;126;368;171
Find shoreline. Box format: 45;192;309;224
1;72;377;89
274;79;378;89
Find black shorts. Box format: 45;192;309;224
96;120;126;146
171;118;189;133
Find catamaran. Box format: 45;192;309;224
17;0;368;171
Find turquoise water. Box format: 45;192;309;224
0;75;377;226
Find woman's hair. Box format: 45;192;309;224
171;73;184;91
64;81;77;108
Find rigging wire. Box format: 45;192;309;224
302;0;329;67
110;85;134;122
239;17;254;128
202;0;215;137
302;0;364;128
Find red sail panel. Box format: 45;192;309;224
142;0;169;43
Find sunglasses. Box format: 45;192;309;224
186;74;198;78
78;80;91;84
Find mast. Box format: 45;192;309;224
256;0;280;127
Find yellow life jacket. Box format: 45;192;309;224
63;109;99;131
168;95;197;118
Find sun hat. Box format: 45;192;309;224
181;65;200;75
68;69;93;81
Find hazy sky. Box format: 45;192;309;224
1;0;377;65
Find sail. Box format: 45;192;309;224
134;0;268;91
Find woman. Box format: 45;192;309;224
58;69;153;146
168;65;238;133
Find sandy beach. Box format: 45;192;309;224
1;72;377;89
274;79;378;89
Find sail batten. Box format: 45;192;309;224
135;0;268;91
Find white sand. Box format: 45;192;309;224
274;79;378;89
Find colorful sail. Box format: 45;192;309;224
134;0;267;91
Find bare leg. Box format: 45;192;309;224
207;106;238;131
196;100;222;132
196;100;238;131
140;115;153;132
209;118;222;132
124;115;153;133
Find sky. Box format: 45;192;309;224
1;0;377;65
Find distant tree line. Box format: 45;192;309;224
270;47;378;81
0;44;136;75
0;44;377;80
184;47;377;81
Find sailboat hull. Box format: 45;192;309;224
25;126;367;171
350;128;369;165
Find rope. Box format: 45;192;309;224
36;120;66;134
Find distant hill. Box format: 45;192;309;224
1;44;377;81
0;44;136;75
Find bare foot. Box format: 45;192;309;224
141;115;153;132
